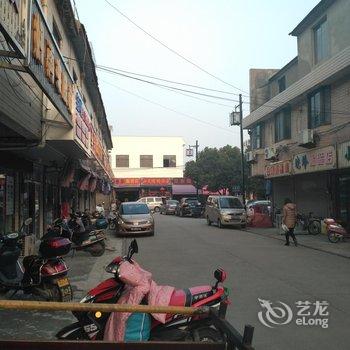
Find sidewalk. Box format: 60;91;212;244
245;226;350;259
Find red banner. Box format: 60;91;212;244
140;178;171;186
113;178;141;187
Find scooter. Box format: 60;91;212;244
0;218;73;301
50;215;106;257
325;218;350;243
56;239;229;342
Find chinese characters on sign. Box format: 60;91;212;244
113;178;141;187
141;178;171;186
172;178;193;185
113;178;193;187
258;298;329;329
30;0;74;123
293;146;336;174
265;160;291;178
75;91;91;148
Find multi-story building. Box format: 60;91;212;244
111;136;197;200
0;0;113;247
243;0;350;225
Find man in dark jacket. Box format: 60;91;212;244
283;198;298;246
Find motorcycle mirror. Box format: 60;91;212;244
214;268;227;283
131;239;138;254
24;218;33;226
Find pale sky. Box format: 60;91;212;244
75;0;320;151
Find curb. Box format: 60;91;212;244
244;228;350;260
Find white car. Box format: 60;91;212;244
137;197;164;212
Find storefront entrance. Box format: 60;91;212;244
337;173;350;229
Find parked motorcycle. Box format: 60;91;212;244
50;215;106;257
0;218;73;301
325;218;350;243
56;239;229;342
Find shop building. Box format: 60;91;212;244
0;0;113;247
243;0;350;226
111;136;199;199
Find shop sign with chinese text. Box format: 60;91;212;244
75;90;91;149
293;146;336;174
27;0;74;125
140;178;171;186
265;160;292;178
172;178;193;185
338;141;350;169
113;178;141;187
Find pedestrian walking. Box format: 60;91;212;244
283;198;298;246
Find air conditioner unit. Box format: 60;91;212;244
298;129;315;147
264;146;277;160
246;151;257;163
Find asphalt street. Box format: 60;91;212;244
1;214;350;349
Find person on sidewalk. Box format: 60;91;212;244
283;198;298;246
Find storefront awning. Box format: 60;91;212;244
172;184;197;195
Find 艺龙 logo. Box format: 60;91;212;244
257;298;293;328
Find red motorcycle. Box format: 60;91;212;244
325;218;350;243
56;240;229;342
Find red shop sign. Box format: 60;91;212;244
265;160;291;178
140;178;171;186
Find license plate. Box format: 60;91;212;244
131;227;142;231
57;277;69;287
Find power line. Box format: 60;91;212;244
103;0;248;94
100;79;239;135
64;56;241;96
98;66;240;103
97;64;239;96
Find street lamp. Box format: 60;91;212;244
230;94;246;206
186;141;199;199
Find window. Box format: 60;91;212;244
308;87;331;128
275;108;291;142
314;18;328;64
278;76;286;93
251;123;264;149
140;155;153;168
146;198;154;203
52;19;62;49
163;155;176;168
116;155;129;167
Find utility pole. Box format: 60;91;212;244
230;94;246;207
195;140;199;199
187;141;199;199
239;94;246;207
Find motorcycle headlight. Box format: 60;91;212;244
118;218;124;225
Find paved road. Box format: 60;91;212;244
1;214;349;349
130;214;350;350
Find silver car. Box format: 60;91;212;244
205;196;246;228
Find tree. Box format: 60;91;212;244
185;145;265;198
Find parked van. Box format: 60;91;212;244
137;197;163;212
205;196;246;228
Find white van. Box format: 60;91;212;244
137;197;164;212
205;196;246;228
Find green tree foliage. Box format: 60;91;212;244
184;145;265;197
